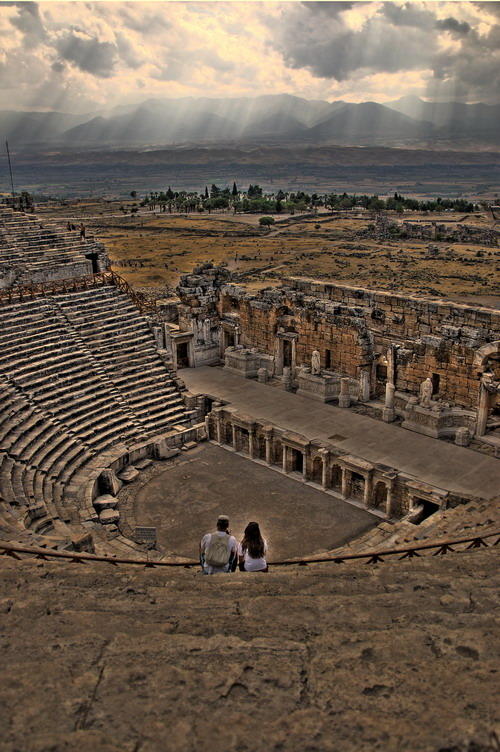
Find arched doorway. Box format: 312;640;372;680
331;465;342;490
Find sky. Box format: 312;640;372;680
0;0;499;112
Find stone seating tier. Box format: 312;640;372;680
0;207;105;284
0;284;192;546
0;548;498;752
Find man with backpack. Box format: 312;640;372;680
200;515;238;574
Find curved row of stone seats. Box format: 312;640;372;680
0;285;193;545
0;207;101;283
55;286;188;434
327;498;500;558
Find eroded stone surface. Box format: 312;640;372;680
0;550;498;752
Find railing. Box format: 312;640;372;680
0;270;156;314
0;531;498;569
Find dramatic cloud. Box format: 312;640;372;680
55;32;118;77
0;1;497;112
272;1;500;102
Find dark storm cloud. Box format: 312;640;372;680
9;1;46;47
273;2;500;101
379;2;435;28
275;5;433;81
55;32;118;77
435;17;471;35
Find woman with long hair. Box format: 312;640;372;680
238;521;268;572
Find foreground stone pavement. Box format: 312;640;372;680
1;550;499;752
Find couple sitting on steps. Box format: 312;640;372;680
200;515;268;574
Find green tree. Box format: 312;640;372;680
259;216;275;227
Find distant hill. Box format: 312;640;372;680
386;95;500;140
0;110;87;143
307;102;435;142
1;94;499;149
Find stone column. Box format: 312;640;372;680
385;485;394;517
320;449;329;489
234;326;240;347
363;475;372;508
248;429;255;459
216;416;222;444
265;435;272;465
382;382;396;423
359;369;371;402
282;445;288;473
282;366;293;392
291;338;297;375
302;452;308;481
232;424;237;451
476;382;490;437
341;468;349;499
338;378;351;408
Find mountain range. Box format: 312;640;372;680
1;94;499;149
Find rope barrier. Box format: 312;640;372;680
0;531;498;569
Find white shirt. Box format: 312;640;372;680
200;531;237;574
238;539;268;572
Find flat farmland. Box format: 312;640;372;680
39;201;500;307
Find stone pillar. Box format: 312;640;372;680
291;338;297;375
282;366;293;392
363;475;372;508
265;435;272;465
302;452;308;482
282;445;288;473
359;369;370;402
257;368;268;383
234;327;240;347
232;424;237;451
386;485;395;517
216;416;222;444
476;382;490;437
248;429;255;459
341;468;349;499
338;378;351;408
320;449;328;489
382;382;396;423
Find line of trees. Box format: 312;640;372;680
137;185;478;215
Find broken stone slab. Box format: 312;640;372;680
99;508;120;525
118;466;140;483
98;468;122;496
93;494;118;512
134;458;153;470
182;441;197;451
153;440;180;460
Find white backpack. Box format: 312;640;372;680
205;533;230;568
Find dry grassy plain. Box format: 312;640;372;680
40;200;500;307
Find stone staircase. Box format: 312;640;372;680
0;207;103;283
0;286;193;546
0;547;498;752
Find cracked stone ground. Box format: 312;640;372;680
0;548;499;752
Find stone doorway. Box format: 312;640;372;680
85;252;99;273
283;339;292;368
290;448;303;474
312;456;323;484
176;341;190;368
373;481;387;510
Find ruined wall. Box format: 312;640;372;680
218;277;500;409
